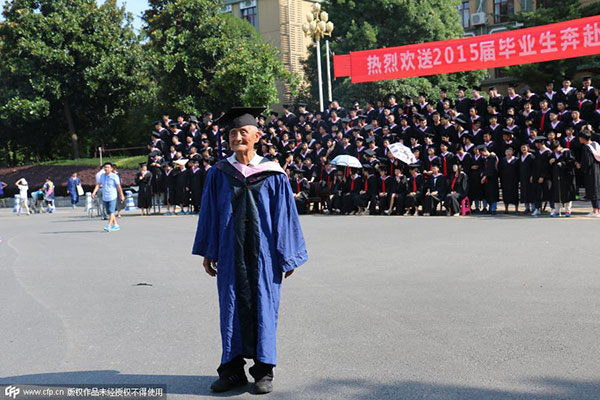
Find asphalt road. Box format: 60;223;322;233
1;208;599;400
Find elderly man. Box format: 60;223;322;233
192;107;308;394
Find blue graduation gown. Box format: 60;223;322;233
192;159;308;366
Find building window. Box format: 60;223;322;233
240;0;258;29
458;1;470;29
494;0;514;24
221;4;232;14
521;0;533;12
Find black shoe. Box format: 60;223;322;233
253;374;273;394
210;373;248;393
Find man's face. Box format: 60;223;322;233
104;165;111;175
229;125;260;153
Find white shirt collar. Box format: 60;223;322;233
227;153;264;166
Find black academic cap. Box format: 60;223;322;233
403;95;412;100
355;135;364;140
215;106;266;130
357;114;367;120
153;120;162;126
534;135;547;142
387;93;397;99
546;81;555;87
408;162;422;169
583;75;592;81
472;85;482;91
488;86;496;91
169;122;178;128
362;163;374;170
364;124;374;131
148;150;161;157
298;102;307;107
189;115;199;123
364;149;376;156
418;92;427;97
139;162;147;167
505;144;517;151
365;136;376;144
476;144;488;151
455;117;467;124
440;88;448;93
440;141;450;147
341;118;351;123
502;128;514;135
458;85;467;91
282;104;291;109
462;132;474;140
270;111;279;117
151;131;161;138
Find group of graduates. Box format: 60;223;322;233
144;75;600;217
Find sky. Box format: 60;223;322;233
0;0;149;31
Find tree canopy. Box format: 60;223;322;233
301;0;486;106
143;0;296;117
0;0;149;162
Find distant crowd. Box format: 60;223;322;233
3;76;600;218
141;76;600;217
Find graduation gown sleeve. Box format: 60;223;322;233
192;167;221;261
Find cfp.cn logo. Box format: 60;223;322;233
4;386;20;399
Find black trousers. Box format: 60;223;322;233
217;356;274;381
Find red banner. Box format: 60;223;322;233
334;15;600;83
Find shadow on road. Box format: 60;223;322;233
0;370;243;397
1;373;600;399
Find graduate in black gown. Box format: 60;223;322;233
405;164;424;215
290;167;310;214
444;164;469;216
532;136;553;216
358;164;379;215
377;163;393;215
518;143;535;213
577;130;600;216
549;141;576;216
423;161;447;216
330;169;346;214
173;159;191;214
479;145;499;214
499;145;519;213
469;146;485;212
385;164;408;215
135;162;153;215
148;153;164;212
189;159;206;214
343;168;363;215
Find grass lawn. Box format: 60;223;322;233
42;155;146;170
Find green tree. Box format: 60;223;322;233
504;0;600;92
143;0;296;115
0;0;149;162
301;0;486;107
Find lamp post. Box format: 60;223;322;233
302;3;334;112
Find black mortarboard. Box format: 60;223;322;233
403;95;412;100
365;136;375;144
583;75;592;81
153;120;162;126
364;149;376;156
148;150;161;157
364;124;374;131
270;111;279;117
169;122;178;128
215;107;266;130
455;117;467;124
476;144;488;151
387;93;397;99
440;88;448;93
472;85;482;91
440;141;450;147
534;136;547;142
416;114;426;122
341;118;351;123
189;115;199;123
362;163;374;171
139;162;147;167
298;102;307;107
418;92;427;97
488;86;496;91
502;128;514;135
458;85;467;91
282;104;291;109
546;81;554;87
151;131;161;138
409;162;421;169
505;144;516;151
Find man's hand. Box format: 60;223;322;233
203;258;217;277
285;269;294;279
120;194;125;202
538;177;544;183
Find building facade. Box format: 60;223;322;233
222;0;318;104
458;0;599;90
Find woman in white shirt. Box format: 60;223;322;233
15;178;31;215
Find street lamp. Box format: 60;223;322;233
302;3;334;112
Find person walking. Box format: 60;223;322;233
0;180;7;207
192;107;307;395
67;172;82;209
42;177;56;213
15;178;31;215
92;162;125;231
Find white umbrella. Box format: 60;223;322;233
331;155;362;169
387;143;418;165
